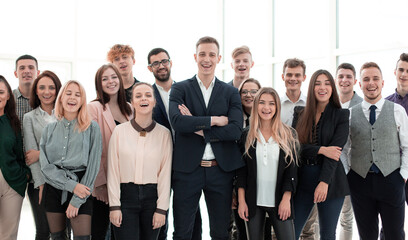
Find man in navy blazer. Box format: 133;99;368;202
169;36;244;240
148;48;203;240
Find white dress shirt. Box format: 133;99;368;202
196;75;216;160
256;130;280;207
281;93;306;126
156;84;171;121
345;98;408;179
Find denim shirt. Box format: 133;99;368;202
39;118;102;208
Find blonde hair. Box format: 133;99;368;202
55;80;91;132
245;87;299;166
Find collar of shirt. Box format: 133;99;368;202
258;129;274;144
156;82;173;93
392;89;408;100
281;92;307;104
61;117;77;127
196;74;215;90
39;106;55;117
362;98;385;112
13;88;26;99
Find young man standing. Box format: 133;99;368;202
386;53;408;206
229;46;254;88
107;44;140;102
13;55;39;122
280;58;307;126
13;55;50;240
348;62;407;240
170;36;243;240
335;63;362;240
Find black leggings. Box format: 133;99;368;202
27;182;50;240
246;206;295;240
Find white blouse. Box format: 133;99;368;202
256;130;280;207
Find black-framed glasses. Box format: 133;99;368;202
149;59;171;68
241;89;258;96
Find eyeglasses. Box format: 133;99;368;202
149;59;171;68
241;89;258;96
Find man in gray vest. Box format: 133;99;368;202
347;62;408;240
335;63;362;240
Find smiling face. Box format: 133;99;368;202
360;67;384;104
314;74;333;105
101;67;120;97
36;76;57;108
194;43;221;79
282;66;306;92
148;52;172;82
232;53;253;80
112;53;135;77
14;59;39;88
61;83;82;118
395;60;408;94
240;82;260;113
257;93;276;123
0;81;10;116
336;68;356;96
132;84;156;116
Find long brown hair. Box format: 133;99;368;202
0;76;20;133
93;64;132;116
29;70;62;109
245;87;299;165
55;80;91;132
296;69;341;143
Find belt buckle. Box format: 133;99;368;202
201;160;212;167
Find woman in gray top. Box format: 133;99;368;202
23;70;62;240
39;80;102;240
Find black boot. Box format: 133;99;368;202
51;230;69;240
73;235;91;240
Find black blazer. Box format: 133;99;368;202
292;102;350;200
153;83;172;132
169;76;244;173
236;129;298;220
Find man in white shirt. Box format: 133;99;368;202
347;62;408;240
280;58;307;127
335;63;362;240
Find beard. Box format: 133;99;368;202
154;69;171;82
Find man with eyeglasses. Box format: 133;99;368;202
147;48;203;240
229;46;254;88
107;44;140;102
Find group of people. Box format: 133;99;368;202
0;35;406;240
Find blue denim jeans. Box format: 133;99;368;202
113;183;160;240
294;165;344;240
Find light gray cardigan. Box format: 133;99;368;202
23;107;56;188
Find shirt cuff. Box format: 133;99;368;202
64;179;78;193
155;208;167;215
109;206;121;211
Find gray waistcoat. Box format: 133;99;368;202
350;100;401;178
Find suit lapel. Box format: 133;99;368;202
206;78;221;115
34;108;46;129
191;77;207;111
153;84;168;119
102;104;116;133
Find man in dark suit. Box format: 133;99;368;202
147;48;202;240
169;36;244;240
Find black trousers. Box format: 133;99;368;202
113;183;160;240
91;197;112;240
27;182;50;240
172;166;234;240
246;206;295;240
158;207;202;240
348;169;405;240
